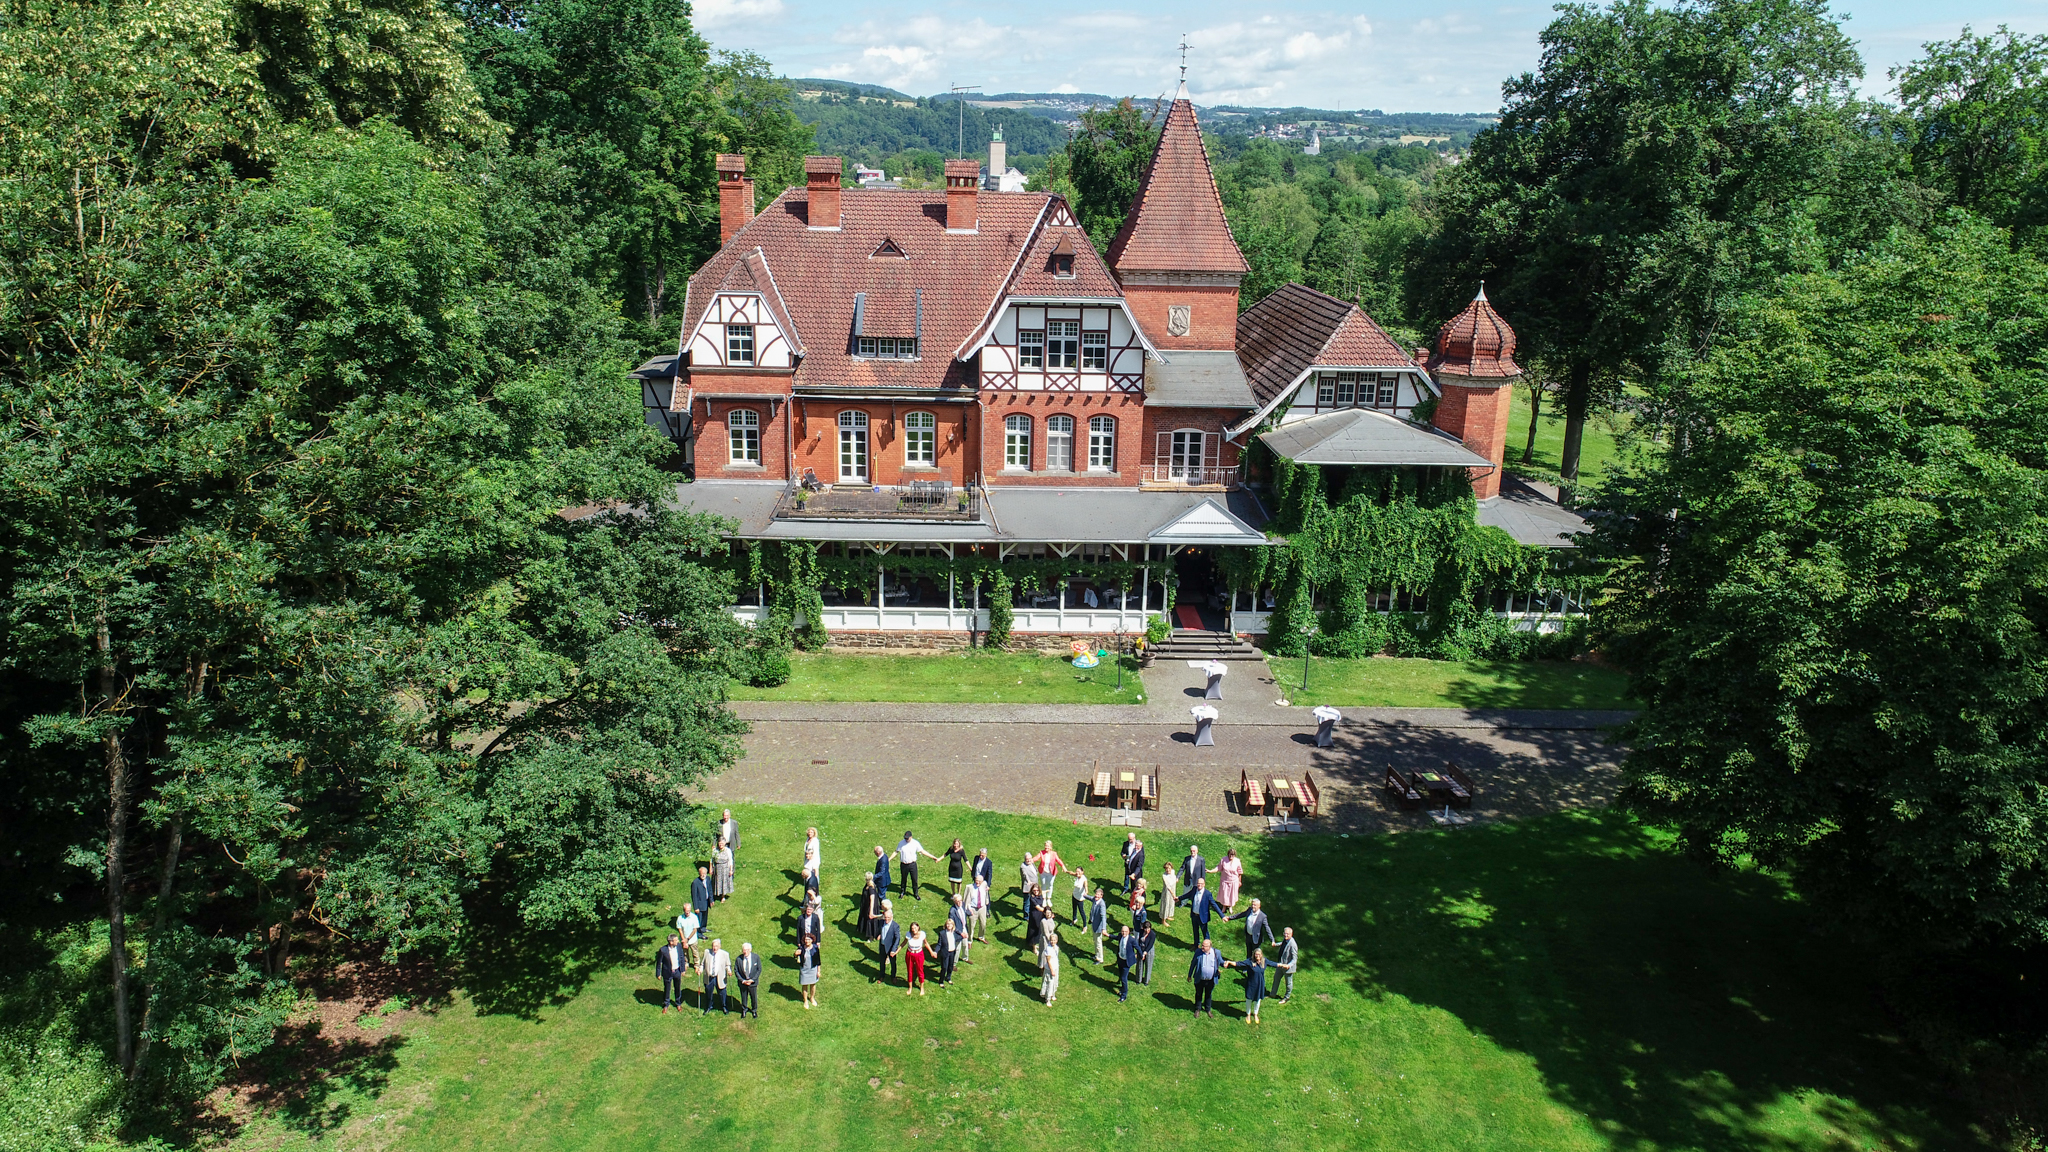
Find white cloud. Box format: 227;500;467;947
694;0;784;27
1053;82;1079;93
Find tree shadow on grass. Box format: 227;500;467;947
1254;810;1977;1150
1437;660;1631;711
457;891;643;1021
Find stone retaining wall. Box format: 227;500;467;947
823;630;1137;655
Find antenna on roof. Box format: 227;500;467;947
1179;34;1191;85
950;83;982;159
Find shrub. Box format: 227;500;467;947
748;649;792;687
1144;613;1170;645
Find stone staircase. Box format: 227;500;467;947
1147;628;1264;662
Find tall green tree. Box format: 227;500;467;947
1895;26;2048;238
1599;214;2048;949
1045;99;1160;251
1415;0;1875;491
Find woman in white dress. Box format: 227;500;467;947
1159;863;1178;924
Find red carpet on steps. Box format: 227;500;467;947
1174;605;1204;630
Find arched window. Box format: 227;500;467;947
1004;414;1032;470
727;407;760;464
838;410;869;482
904;410;936;465
1045;415;1074;471
1087;415;1116;471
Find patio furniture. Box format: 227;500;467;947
1190;706;1217;747
1411;768;1457;805
1297;770;1321;818
1090;767;1112;807
1384;767;1422;810
1240;769;1266;816
1203;660;1227;700
1443;762;1476;808
1266;776;1296;817
1115;770;1139;809
1312;705;1341;748
1140;768;1161;811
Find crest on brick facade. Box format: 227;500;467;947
1167;305;1191;337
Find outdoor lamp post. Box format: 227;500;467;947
1299;622;1316;693
1113;626;1124;691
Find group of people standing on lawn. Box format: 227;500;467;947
655;815;1301;1023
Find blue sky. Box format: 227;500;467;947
692;0;2048;112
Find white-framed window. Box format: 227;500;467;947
1004;414;1032;469
1046;320;1079;369
1377;374;1399;405
856;336;917;359
838;410;869;482
1335;372;1357;405
1018;330;1045;369
1080;330;1107;371
726;324;755;365
1087;415;1116;471
904;410;935;465
1316;374;1335;405
726;407;760;463
1170;429;1207;480
1046;414;1074;471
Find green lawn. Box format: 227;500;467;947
218;804;1970;1151
1507;386;1647;482
729;651;1144;704
1268;656;1633;710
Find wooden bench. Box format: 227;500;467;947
1240;770;1266;816
1140;768;1160;811
1384;767;1422;810
1443;762;1476;808
1090;766;1113;807
1297;770;1321;819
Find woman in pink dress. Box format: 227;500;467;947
1217;848;1244;913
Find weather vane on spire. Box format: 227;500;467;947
1179;34;1190;85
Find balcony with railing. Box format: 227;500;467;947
1138;462;1239;490
771;479;983;522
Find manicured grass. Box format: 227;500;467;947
1268;655;1633;710
1507;386;1645;482
729;650;1144;704
221;805;1969;1151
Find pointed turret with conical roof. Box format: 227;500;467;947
1105;81;1248;350
1427;285;1522;499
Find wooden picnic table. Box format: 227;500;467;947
1412;770;1457;803
1116;770;1137;809
1091;769;1112;806
1240;770;1267;816
1267;776;1297;816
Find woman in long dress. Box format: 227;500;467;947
1222;948;1269;1024
798;933;821;1009
712;838;735;901
1159;864;1178;924
1217;848;1244;913
858;875;882;941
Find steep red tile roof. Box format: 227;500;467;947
718;248;803;356
1104;95;1248;276
1007;210;1123;298
1235;283;1416;405
1428;286;1521;379
681;189;1115;391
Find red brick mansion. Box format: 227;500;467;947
649;82;1583;642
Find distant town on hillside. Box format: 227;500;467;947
791;77;1498;185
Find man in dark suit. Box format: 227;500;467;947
947;894;972;964
1186;877;1218;943
797;897;824;954
1121;833;1145;894
1114;925;1140;1002
1186;938;1222;1017
734;941;762;1018
1181;845;1207;901
691;864;714;929
872;845;892;899
936;918;962;986
1022;888;1046;956
1224;897;1277;958
971;847;995;892
876;909;902;983
1088;888;1110;963
1137;920;1158;985
656;933;688;1014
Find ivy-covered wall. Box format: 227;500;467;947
1219;443;1598;658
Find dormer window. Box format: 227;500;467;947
870;237;907;259
856;336;917;359
726;324;755;365
1050;234;1076;278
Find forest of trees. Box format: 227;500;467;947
793;89;1068;185
4;0;2048;1142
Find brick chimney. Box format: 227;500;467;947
944;159;980;233
717;154;753;243
805;156;842;230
